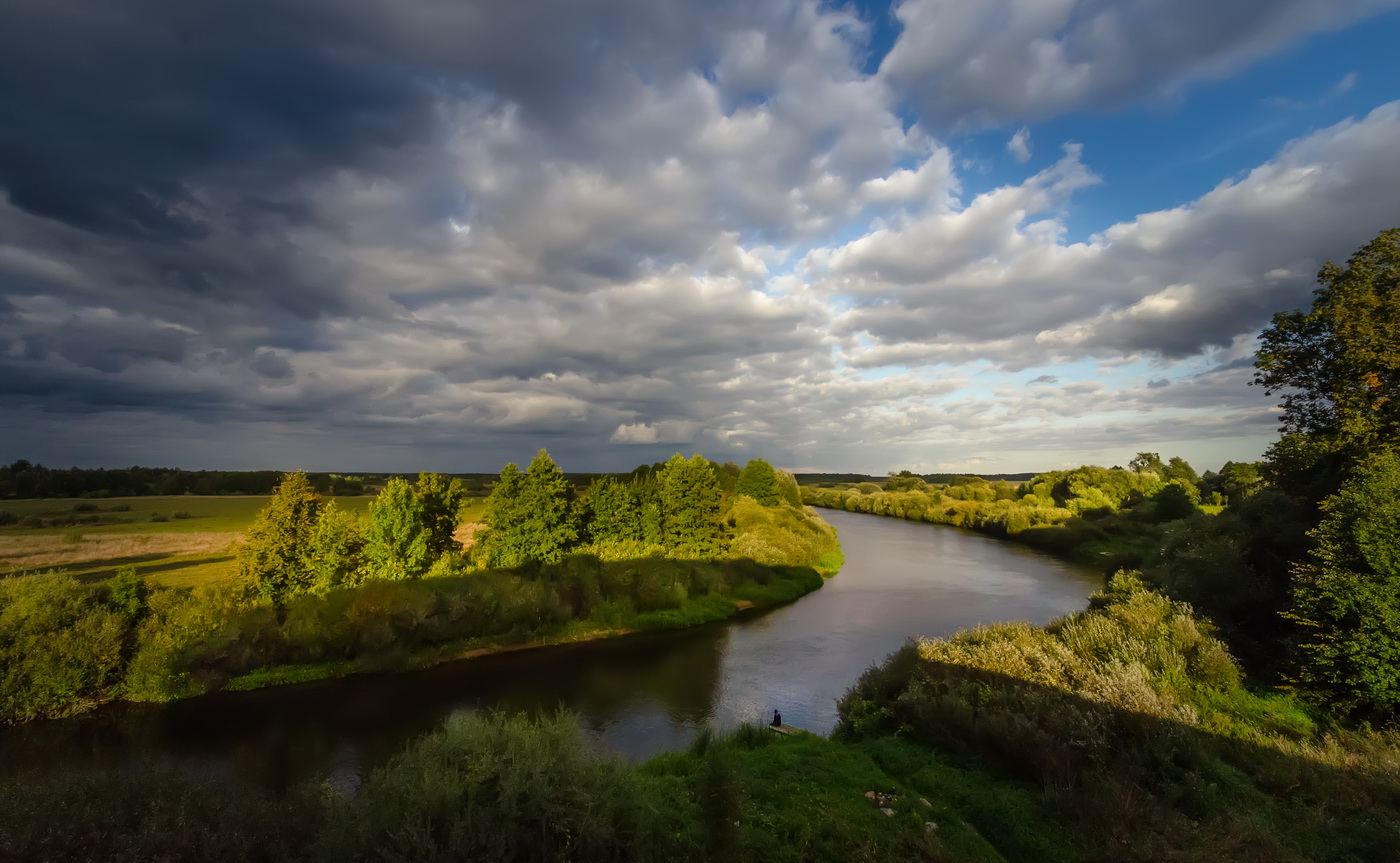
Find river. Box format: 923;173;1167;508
0;509;1101;791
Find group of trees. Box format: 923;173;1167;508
477;451;800;568
239;472;465;604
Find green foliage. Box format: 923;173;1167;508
237;471;323;605
774;468;803;507
837;573;1400;862
319;711;668;862
122;582;266;702
0;768;321;862
413;471;466;559
736;458;781;506
1255;228;1400;462
586;476;640;544
305;500;366;594
478;461;527;567
727;494;841;572
479;451;579;567
0;572;126;722
885;470;928;492
363;477;432;580
659;453;729;558
1151;480;1200;522
107;564;149;619
1289;450;1400;714
1128;452;1166;476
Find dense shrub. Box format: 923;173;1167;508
319;712;669;863
0;572;127;722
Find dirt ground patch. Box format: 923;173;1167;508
453;522;484;552
0;532;239;572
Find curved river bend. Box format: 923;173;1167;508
0;510;1101;791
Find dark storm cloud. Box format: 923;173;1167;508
0;0;1391;472
0;0;777;241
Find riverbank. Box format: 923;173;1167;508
802;482;1176;574
219;571;823;694
12;573;1395;862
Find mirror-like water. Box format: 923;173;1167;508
0;510;1102;790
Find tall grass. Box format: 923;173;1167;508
836;572;1400;862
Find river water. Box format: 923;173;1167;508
0;510;1101;791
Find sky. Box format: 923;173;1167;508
2;0;1400;475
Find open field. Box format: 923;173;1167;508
0;495;489;587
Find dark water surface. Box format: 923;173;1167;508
0;510;1101;791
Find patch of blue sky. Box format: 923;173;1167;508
841;0;902;75
947;9;1400;245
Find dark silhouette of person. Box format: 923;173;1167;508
771;709;782;727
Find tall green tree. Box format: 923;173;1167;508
479;451;578;567
1255;229;1400;470
478;463;527;568
238;471;323;604
1163;456;1199;486
306;500;366;594
735;459;780;506
415;472;467;558
586;477;639;544
658;454;729;558
517;449;579;565
1289;450;1400;715
364;477;432;580
633;475;665;546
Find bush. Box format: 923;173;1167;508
319;712;669;862
0;572;129;722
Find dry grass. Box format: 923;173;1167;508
0;532;238;572
453;521;484;552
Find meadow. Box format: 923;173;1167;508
0;496;487;588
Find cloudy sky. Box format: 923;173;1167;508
3;0;1400;474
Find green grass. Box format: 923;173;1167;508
0;496;488;538
0;495;372;536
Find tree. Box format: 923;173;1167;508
238;471;323;605
306;500;366;593
1288;450;1400;714
1255;229;1400;465
735;459;780;506
478;463;527;568
478;451;578;567
517;449;579;565
415;472;467;559
1128;452;1166;477
1217;461;1264;504
1163;456;1198;486
885;470;927;493
586;477;639;545
364;477;432;580
1152;480;1200;522
658;454;729;558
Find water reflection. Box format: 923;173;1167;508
0;510;1102;791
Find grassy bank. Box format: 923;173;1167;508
220;562;826;694
803;477;1195;574
0;552;829;722
10;575;1396;863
